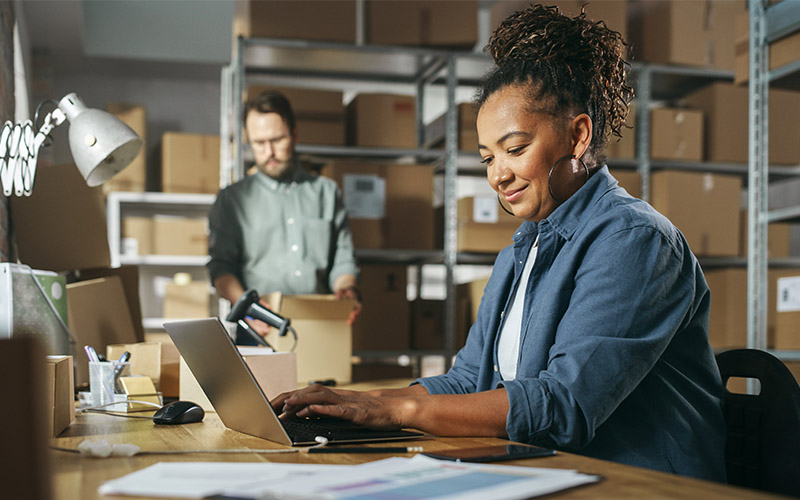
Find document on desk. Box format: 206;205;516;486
98;455;600;499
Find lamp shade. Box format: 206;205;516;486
57;93;142;187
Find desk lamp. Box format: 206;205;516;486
0;92;142;196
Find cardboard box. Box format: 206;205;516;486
122;216;154;256
410;291;471;352
45;355;74;437
456;195;520;253
650;170;742;257
246;86;345;146
161;132;220;194
351;265;410;352
770;268;800;350
650;107;704;162
740;210;792;258
368;0;477;48
265;293;357;384
322;161;435;249
491;0;628;43
66;276;139;387
180;349;298;412
705;268;748;350
10;163;111;272
734;9;800;85
627;0;744;70
0;338;51;500
682;82;800;165
426;102;479;152
609;169;642;199
234;0;356;43
606;103;637;160
152;217;209;256
144;332;180;398
346;94;416;149
106;342;162;393
163;281;211;318
103;103;147;193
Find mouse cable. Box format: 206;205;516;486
50;436;329;458
76;399;163;419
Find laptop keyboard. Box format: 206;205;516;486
282;418;371;442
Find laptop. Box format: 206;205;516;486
163;317;422;446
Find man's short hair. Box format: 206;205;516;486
243;90;296;131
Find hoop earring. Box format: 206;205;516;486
548;154;589;204
497;194;515;216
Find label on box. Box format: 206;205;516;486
777;276;800;312
473;195;499;223
343;174;385;219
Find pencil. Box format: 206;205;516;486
307;446;423;454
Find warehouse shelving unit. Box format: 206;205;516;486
747;0;800;363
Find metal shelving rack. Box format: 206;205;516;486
747;0;800;362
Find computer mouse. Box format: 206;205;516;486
152;400;205;425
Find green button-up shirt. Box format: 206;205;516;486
208;166;358;295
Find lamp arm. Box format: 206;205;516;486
0;108;66;197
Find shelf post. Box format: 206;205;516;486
443;54;459;371
634;66;651;203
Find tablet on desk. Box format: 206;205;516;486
422;444;555;463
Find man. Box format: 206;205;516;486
208;90;360;344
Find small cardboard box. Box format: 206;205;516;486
163;281;211;318
409;291;471;352
350;265;410;352
66;276;139;387
346;94;416;149
265;293;357;384
144;332;181;398
322;161;435;250
180;349;298;412
740;210;792;258
152;217;209;256
122;216;154;256
609;169;642;199
650;170;742;257
425;103;480;152
247;86;345;146
456;196;520;253
103;103;147;193
650;107;704;162
770;269;800;350
10;163;111;272
0;338;51;500
682;82;800;165
45;355;74;437
234;0;356;43
161;132;220;194
704;268;748;350
367;0;478;48
106;342;162;392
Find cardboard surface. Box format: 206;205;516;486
606;103;637;160
491;0;628;43
740;210;792;258
346;94;416;149
770;268;800;350
122;216;154;256
650;170;742;257
144;332;180;398
455;196;520;253
180;350;298;412
409;293;471;352
650;107;704;161
0;339;51;500
426;103;479;152
66;276;139;387
734;9;800;85
350;266;410;353
163;282;211;318
68;266;144;343
705;268;748;350
152;217;209;256
161;132;220;194
234;0;356;43
368;0;478;48
609;169;642;199
46;355;74;437
103;102;147;193
107;342;162;393
10;163;110;272
266;293;356;384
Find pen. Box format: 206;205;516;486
308;446;424;454
84;345;100;362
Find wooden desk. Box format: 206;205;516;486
50;412;788;500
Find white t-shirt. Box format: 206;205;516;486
497;237;538;381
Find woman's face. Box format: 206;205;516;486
477;85;577;222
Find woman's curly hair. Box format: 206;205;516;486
476;4;633;167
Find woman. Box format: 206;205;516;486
272;5;727;481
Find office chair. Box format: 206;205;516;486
715;348;800;497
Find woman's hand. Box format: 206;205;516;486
270;384;415;430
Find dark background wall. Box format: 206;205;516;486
0;0;15;262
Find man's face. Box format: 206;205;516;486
245;111;296;179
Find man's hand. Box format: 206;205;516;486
334;285;362;326
244;298;274;338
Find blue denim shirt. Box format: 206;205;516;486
418;166;727;481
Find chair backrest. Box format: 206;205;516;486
716;348;800;497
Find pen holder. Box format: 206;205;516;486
89;361;131;407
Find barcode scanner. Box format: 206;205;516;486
226;289;297;350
